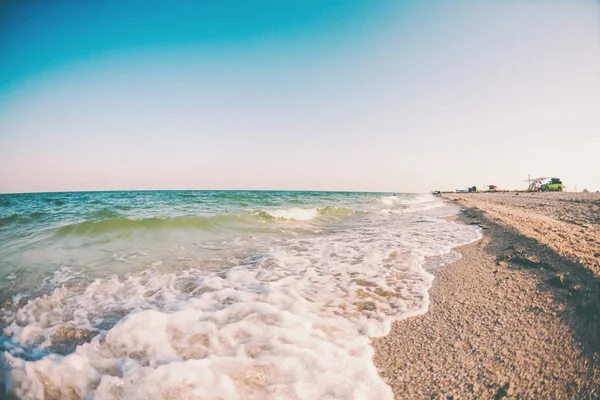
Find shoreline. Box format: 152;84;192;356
372;193;600;398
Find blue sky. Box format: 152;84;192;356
1;0;599;193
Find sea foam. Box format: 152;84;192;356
261;207;320;221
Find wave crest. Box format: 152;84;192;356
258;206;355;221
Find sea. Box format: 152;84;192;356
0;190;481;399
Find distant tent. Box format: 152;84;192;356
525;177;550;192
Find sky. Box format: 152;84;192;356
1;0;599;193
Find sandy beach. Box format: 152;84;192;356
373;192;600;399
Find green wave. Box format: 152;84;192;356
319;206;356;217
89;208;122;220
54;214;253;236
0;214;32;228
0;214;20;228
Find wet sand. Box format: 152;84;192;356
373;192;600;399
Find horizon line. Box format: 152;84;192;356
0;188;422;196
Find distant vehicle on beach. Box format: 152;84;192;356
540;178;564;192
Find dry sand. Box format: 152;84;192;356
373;192;600;399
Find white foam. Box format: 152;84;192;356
404;200;446;214
377;194;446;216
378;194;433;207
2;266;396;398
379;196;401;206
262;207;319;221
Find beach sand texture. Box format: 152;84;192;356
373;192;600;399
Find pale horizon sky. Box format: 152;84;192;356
1;0;599;194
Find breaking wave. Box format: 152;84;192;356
258;206;356;221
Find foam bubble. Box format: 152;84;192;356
379;196;401;206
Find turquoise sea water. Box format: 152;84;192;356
0;190;480;399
